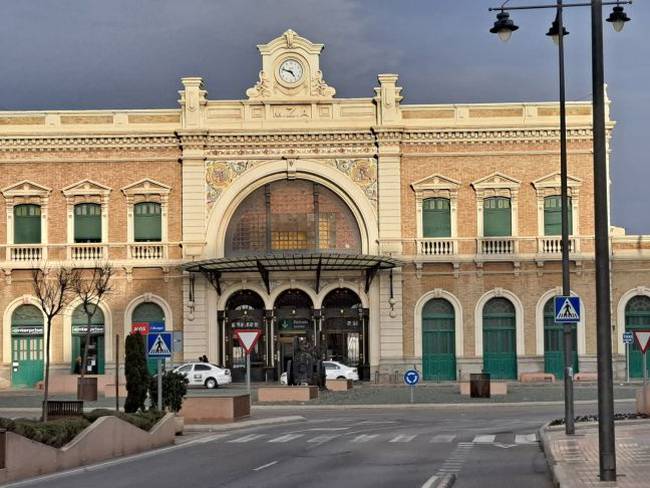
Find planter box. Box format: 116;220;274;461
0;413;175;484
77;377;98;401
178;394;250;424
519;372;555;383
44;374;115;395
257;386;319;402
574;372;597;382
636;386;650;415
326;379;352;391
459;381;507;396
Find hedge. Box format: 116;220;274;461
0;409;165;448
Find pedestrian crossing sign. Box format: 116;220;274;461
147;332;173;358
554;296;581;323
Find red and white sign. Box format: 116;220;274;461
131;322;150;335
634;330;650;354
233;329;262;354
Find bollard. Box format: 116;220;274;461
0;428;6;469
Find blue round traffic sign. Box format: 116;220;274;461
404;369;420;386
623;331;634;345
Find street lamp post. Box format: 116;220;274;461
488;0;631;481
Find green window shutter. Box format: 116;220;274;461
544;196;572;236
422;198;451;238
483;197;512;237
132;302;165;323
14;204;41;244
74;203;102;243
134;202;162;242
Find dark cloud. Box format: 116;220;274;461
0;0;647;232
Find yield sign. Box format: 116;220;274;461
233;329;262;354
634;330;650;354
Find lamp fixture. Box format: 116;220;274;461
607;4;631;32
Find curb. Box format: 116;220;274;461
435;474;456;488
184;415;305;432
538;422;563;488
251;398;635;410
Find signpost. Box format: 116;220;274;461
147;332;173;411
404;369;420;404
623;331;634;383
233;329;262;399
555;295;581;435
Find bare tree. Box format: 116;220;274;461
31;265;79;422
73;263;114;379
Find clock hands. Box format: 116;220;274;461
281;67;296;77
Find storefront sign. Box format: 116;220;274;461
324;318;360;331
131;322;149;335
231;319;259;329
279;318;310;331
11;326;44;336
72;325;104;335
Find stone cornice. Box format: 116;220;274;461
402;127;595;145
0;133;178;153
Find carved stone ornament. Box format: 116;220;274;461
246;71;272;99
311;70;336;98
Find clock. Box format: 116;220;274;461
278;59;304;84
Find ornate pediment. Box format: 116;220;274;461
62;179;111;198
1;180;51;199
411;174;460;193
121;178;171;198
471;172;521;190
246;29;336;100
532;172;582;189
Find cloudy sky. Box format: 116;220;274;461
1;0;647;232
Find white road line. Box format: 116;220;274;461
253;461;278;471
307;427;350;431
420;474;439;488
430;434;456;443
351;434;379;443
389;434;416;443
195;433;230;444
228;434;265;443
472;434;496;444
268;434;304;443
515;433;538;444
308;434;339;444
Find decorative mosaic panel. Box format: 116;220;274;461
205;158;377;216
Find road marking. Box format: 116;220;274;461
389;434;416;443
195;433;230;444
351;434;379;443
420;474;439;488
472;434;496;444
228;434;265;443
430;434;456;443
253;461;278;471
307;427;350;431
308;434;339;444
515;433;538;444
268;434;304;443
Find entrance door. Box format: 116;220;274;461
71;304;105;374
543;299;578;379
625;295;650;378
132;302;166;375
11;304;45;387
422;298;456;381
483;298;517;380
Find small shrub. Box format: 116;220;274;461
9;417;90;448
83;408;118;423
83;409;164;431
149;370;189;413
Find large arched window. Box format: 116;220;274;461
543;299;578;379
11;304;44;387
71;304;105;374
625;295;650;378
422;298;456;380
225;180;361;256
132;302;165;374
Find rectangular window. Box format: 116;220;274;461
14;204;41;244
422;198;451;238
483;197;512;237
544;196;573;236
134;202;162;242
74;203;102;243
271;231;308;250
318;213;336;249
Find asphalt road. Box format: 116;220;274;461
4;403;608;488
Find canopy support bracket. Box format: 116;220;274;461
204;269;222;295
365;263;381;294
257;260;270;294
315;257;323;293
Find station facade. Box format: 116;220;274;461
1;30;650;387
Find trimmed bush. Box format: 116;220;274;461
83;409;165;432
124;332;150;413
8;417;90;448
148;370;189;413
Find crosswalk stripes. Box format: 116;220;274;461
514;433;538;444
430;434;456;443
351;434;379;443
389;434;417;443
307;434;339;444
472;435;496;444
268;434;304;443
227;434;265;443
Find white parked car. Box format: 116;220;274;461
172;362;231;389
279;360;359;385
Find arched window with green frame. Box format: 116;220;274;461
422;298;456;380
483;197;511;237
132;302;166;374
71;304;105;374
134;202;161;242
543;298;578;379
625;295;650;378
11;304;44;387
422;198;451;238
482;297;517;379
74;203;102;243
14;204;41;244
544;195;572;236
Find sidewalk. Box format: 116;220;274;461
541;420;650;487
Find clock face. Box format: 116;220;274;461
278;59;303;84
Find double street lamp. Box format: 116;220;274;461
488;0;631;482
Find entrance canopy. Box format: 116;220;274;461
183;252;402;294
